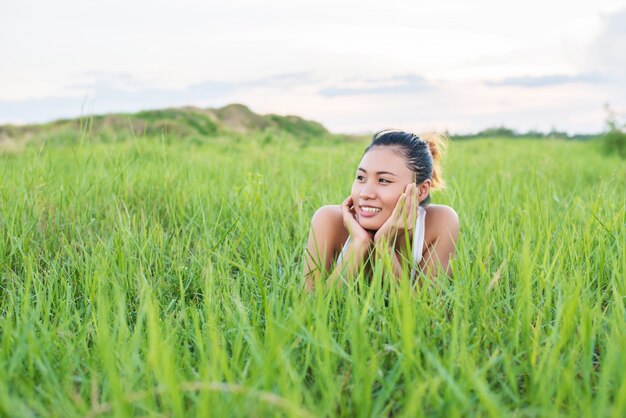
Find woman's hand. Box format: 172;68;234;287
341;196;374;251
374;183;419;245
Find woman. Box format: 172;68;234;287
304;129;459;290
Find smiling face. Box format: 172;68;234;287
350;146;416;231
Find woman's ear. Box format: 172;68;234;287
418;180;432;203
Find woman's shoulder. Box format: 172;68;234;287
424;204;459;234
424;204;458;220
310;205;349;251
311;205;345;229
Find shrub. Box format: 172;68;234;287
603;105;626;158
603;128;626;158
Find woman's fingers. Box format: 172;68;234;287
400;183;418;230
402;185;411;227
404;185;415;228
392;192;405;223
341;196;363;234
409;183;418;214
341;196;355;214
341;196;355;221
341;195;374;244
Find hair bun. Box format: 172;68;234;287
420;132;448;190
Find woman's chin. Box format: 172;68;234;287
358;219;383;231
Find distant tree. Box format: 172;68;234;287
480;126;517;137
547;127;568;140
523;129;545;138
603;104;626;159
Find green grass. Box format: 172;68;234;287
1;134;625;417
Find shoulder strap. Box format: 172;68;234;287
412;206;427;266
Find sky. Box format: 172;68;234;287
1;0;625;134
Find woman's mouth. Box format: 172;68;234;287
358;205;382;218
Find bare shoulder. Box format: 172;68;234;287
310;205;349;249
425;204;459;224
312;204;343;224
424;204;459;239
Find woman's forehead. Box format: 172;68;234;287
358;147;412;175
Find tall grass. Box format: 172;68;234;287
0;134;625;417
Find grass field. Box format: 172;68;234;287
1;133;625;417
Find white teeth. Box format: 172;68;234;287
361;207;381;213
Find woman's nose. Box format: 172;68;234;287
359;185;376;199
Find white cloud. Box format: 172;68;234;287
1;1;624;132
586;9;626;81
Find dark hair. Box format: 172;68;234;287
363;128;447;205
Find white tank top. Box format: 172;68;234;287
336;206;427;278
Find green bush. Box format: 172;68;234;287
603;127;626;158
602;105;626;158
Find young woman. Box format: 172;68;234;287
304;129;459;290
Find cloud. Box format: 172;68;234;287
0;82;236;124
586;9;626;80
188;72;315;91
484;9;626;91
0;72;316;124
245;72;316;87
67;71;152;91
319;74;433;97
484;73;607;88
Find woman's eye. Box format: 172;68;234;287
356;175;365;181
379;178;391;184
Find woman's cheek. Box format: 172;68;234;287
379;210;392;225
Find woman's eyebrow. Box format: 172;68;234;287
357;167;398;177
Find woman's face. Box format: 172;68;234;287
350;146;416;231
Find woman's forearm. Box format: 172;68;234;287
373;239;405;281
325;242;370;288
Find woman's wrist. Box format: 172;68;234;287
373;226;387;243
375;228;397;244
373;237;395;254
349;239;371;258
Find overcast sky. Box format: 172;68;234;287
1;0;625;134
